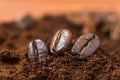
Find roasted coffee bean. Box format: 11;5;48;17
71;34;100;59
110;23;120;40
65;12;84;26
100;13;118;35
66;12;97;33
16;14;33;30
50;29;72;53
28;39;48;62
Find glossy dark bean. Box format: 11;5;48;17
28;39;48;62
71;33;100;59
50;29;72;53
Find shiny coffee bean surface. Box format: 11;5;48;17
28;39;48;62
71;33;100;59
50;29;72;53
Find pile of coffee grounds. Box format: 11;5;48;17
0;15;120;80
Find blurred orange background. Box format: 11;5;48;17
0;0;120;22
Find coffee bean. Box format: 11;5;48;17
71;34;100;59
28;39;48;62
100;13;118;36
65;12;84;26
50;29;72;53
16;14;33;30
110;23;120;40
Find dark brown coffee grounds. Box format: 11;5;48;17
0;15;119;80
0;49;20;64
